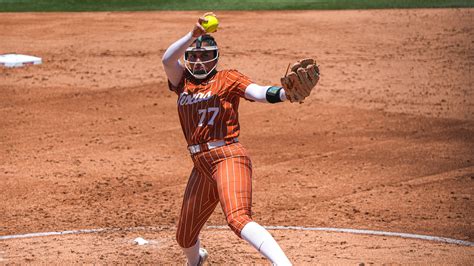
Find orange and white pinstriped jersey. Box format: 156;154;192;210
169;69;252;146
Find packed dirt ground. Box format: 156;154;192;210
1;8;473;264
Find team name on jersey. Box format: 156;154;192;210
178;91;213;106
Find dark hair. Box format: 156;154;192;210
194;34;218;48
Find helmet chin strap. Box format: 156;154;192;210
189;61;218;79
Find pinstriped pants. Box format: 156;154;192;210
176;142;253;248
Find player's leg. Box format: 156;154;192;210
241;221;291;265
214;155;252;233
176;167;219;265
214;155;291;265
180;239;208;266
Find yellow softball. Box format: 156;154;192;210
201;15;219;33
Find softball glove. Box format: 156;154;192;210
281;58;320;103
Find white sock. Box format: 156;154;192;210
241;222;292;265
181;239;200;266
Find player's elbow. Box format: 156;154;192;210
161;55;172;66
161;49;175;66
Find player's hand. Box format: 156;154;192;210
281;58;320;103
191;12;217;38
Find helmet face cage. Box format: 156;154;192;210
183;35;219;79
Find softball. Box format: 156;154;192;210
201;15;219;33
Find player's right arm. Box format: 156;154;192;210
162;32;194;87
161;14;211;87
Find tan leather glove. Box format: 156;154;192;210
281;58;320;103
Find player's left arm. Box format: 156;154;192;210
241;58;320;104
244;84;287;103
228;70;287;103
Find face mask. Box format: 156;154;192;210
184;46;219;79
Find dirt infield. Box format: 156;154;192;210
1;9;473;264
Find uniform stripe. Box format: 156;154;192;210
180;169;194;240
212;75;225;139
174;70;252;146
177;168;198;246
189;169;203;234
176;144;254;247
190;87;197;143
228;147;239;221
238;155;244;214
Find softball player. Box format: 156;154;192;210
162;13;313;265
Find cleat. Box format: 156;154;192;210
198;248;208;265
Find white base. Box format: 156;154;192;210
0;54;42;68
133;237;149;245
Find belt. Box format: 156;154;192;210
188;138;238;155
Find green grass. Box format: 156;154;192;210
0;0;472;12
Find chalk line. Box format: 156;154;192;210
212;225;474;246
0;225;472;247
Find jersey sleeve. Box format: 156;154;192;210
168;75;185;95
225;70;253;99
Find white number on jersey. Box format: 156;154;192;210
197;107;220;126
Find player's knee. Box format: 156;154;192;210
227;213;253;237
